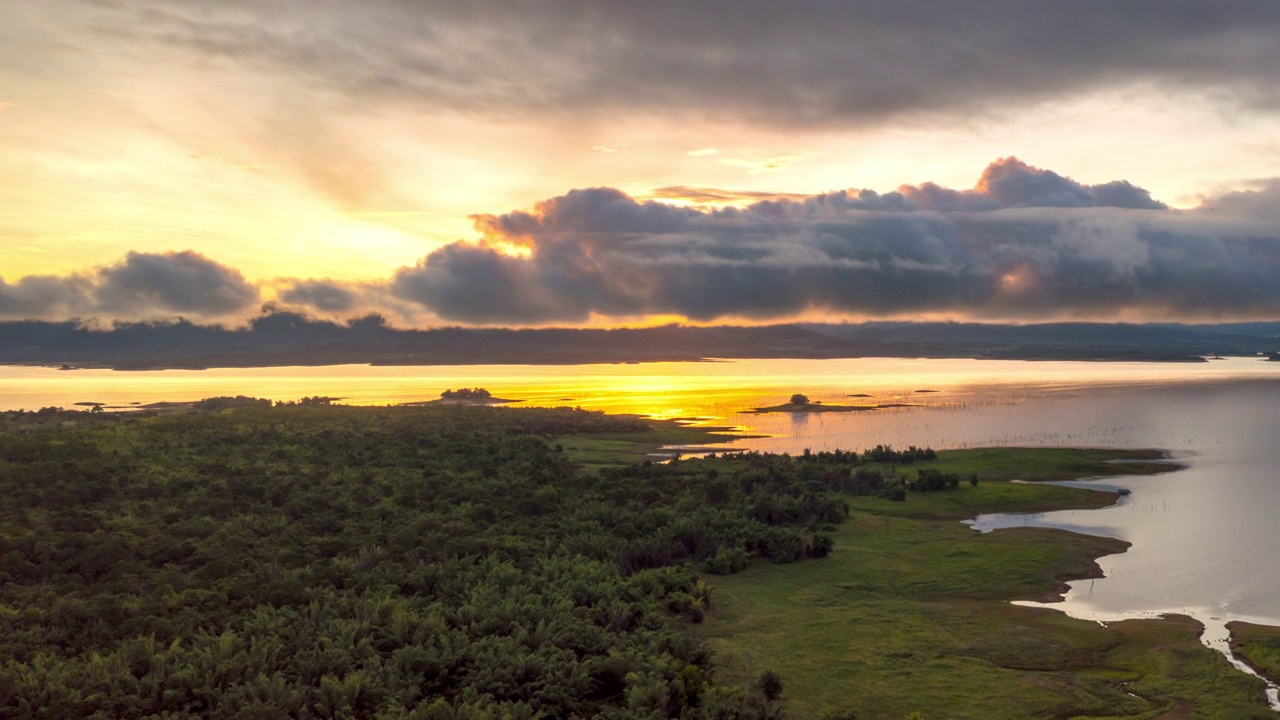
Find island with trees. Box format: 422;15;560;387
744;392;918;414
401;387;521;406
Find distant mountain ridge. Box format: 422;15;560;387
2;313;1279;370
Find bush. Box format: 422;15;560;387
758;670;784;702
808;533;834;558
704;546;751;575
880;484;907;502
908;468;961;492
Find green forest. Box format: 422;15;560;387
0;403;1271;719
0;403;888;719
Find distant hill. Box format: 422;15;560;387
2;313;1279;369
798;321;1280;362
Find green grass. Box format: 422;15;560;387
840;448;1179;523
903;446;1175;483
692;448;1271;719
1230;621;1280;684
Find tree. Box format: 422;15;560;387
789;394;809;405
441;387;493;400
758;670;783;702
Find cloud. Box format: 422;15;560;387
57;1;1280;128
275;279;359;314
270;278;439;327
898;157;1167;211
974;157;1166;209
1199;179;1280;222
6;159;1280;326
96;251;260;316
374;158;1280;323
0;274;95;321
0;251;260;323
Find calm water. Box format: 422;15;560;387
953;382;1280;705
962;383;1280;626
3;355;1279;418
4;357;1280;696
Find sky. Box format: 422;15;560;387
3;1;1280;327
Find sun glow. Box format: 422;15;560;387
484;239;535;259
999;265;1035;292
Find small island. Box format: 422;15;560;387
405;387;522;406
744;392;909;414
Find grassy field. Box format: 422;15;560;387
1230;621;1280;684
850;447;1176;521
903;446;1175;483
688;447;1272;719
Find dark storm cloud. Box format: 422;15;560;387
95;251;260;316
0;251;260;322
972;158;1167;210
73;0;1280;126
374;159;1280;323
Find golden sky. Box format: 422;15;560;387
3;2;1280;326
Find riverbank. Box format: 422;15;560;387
1231;622;1280;685
691;447;1275;718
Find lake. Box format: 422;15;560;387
4;356;1280;694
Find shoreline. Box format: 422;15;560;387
968;454;1280;709
696;444;1279;716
